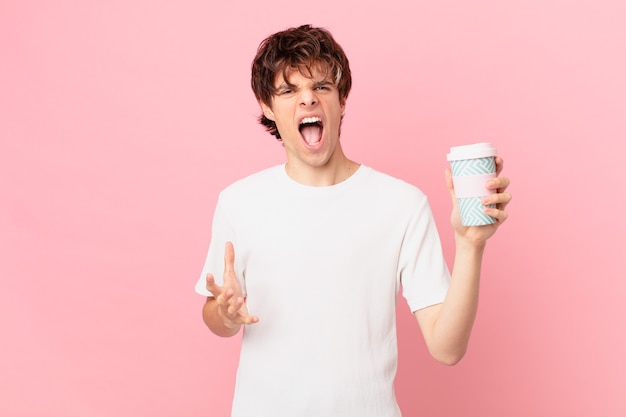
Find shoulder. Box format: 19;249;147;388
217;165;284;205
362;166;428;204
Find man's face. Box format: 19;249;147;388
260;65;346;173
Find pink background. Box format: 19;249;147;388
2;0;625;416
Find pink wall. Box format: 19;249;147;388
2;1;624;416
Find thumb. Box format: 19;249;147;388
205;273;222;295
445;167;456;198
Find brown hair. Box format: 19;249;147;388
251;25;352;140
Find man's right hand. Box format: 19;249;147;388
204;241;259;333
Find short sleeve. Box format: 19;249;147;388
194;196;245;297
399;197;450;312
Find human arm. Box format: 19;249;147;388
415;157;511;365
202;241;259;337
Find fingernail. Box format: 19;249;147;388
482;196;491;205
486;180;496;189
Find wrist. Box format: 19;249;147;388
454;231;487;253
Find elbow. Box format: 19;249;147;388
430;347;467;366
425;332;471;366
436;353;464;366
202;298;241;338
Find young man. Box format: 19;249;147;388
195;25;511;417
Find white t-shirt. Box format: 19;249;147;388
196;164;450;417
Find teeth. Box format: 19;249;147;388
300;117;321;125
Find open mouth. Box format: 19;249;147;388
299;117;323;145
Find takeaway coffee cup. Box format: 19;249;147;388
446;142;497;226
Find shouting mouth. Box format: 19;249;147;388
299;116;323;146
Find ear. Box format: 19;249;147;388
260;101;275;121
340;97;347;113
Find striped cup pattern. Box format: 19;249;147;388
450;156;496;226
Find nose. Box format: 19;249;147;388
299;88;318;107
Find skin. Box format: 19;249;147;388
414;161;510;364
260;66;360;186
202;64;512;364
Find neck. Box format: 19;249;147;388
285;157;360;187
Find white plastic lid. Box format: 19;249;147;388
447;142;497;161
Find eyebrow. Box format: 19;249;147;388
276;79;334;90
276;82;296;90
313;79;334;87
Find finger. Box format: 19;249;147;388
225;297;259;325
241;315;260;325
444;168;454;191
223;241;235;277
226;296;245;316
235;304;260;326
486;177;510;192
484;206;509;223
216;288;235;308
482;192;512;207
495;156;504;176
444;168;458;202
205;273;222;295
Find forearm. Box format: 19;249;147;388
202;297;242;337
427;236;485;364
